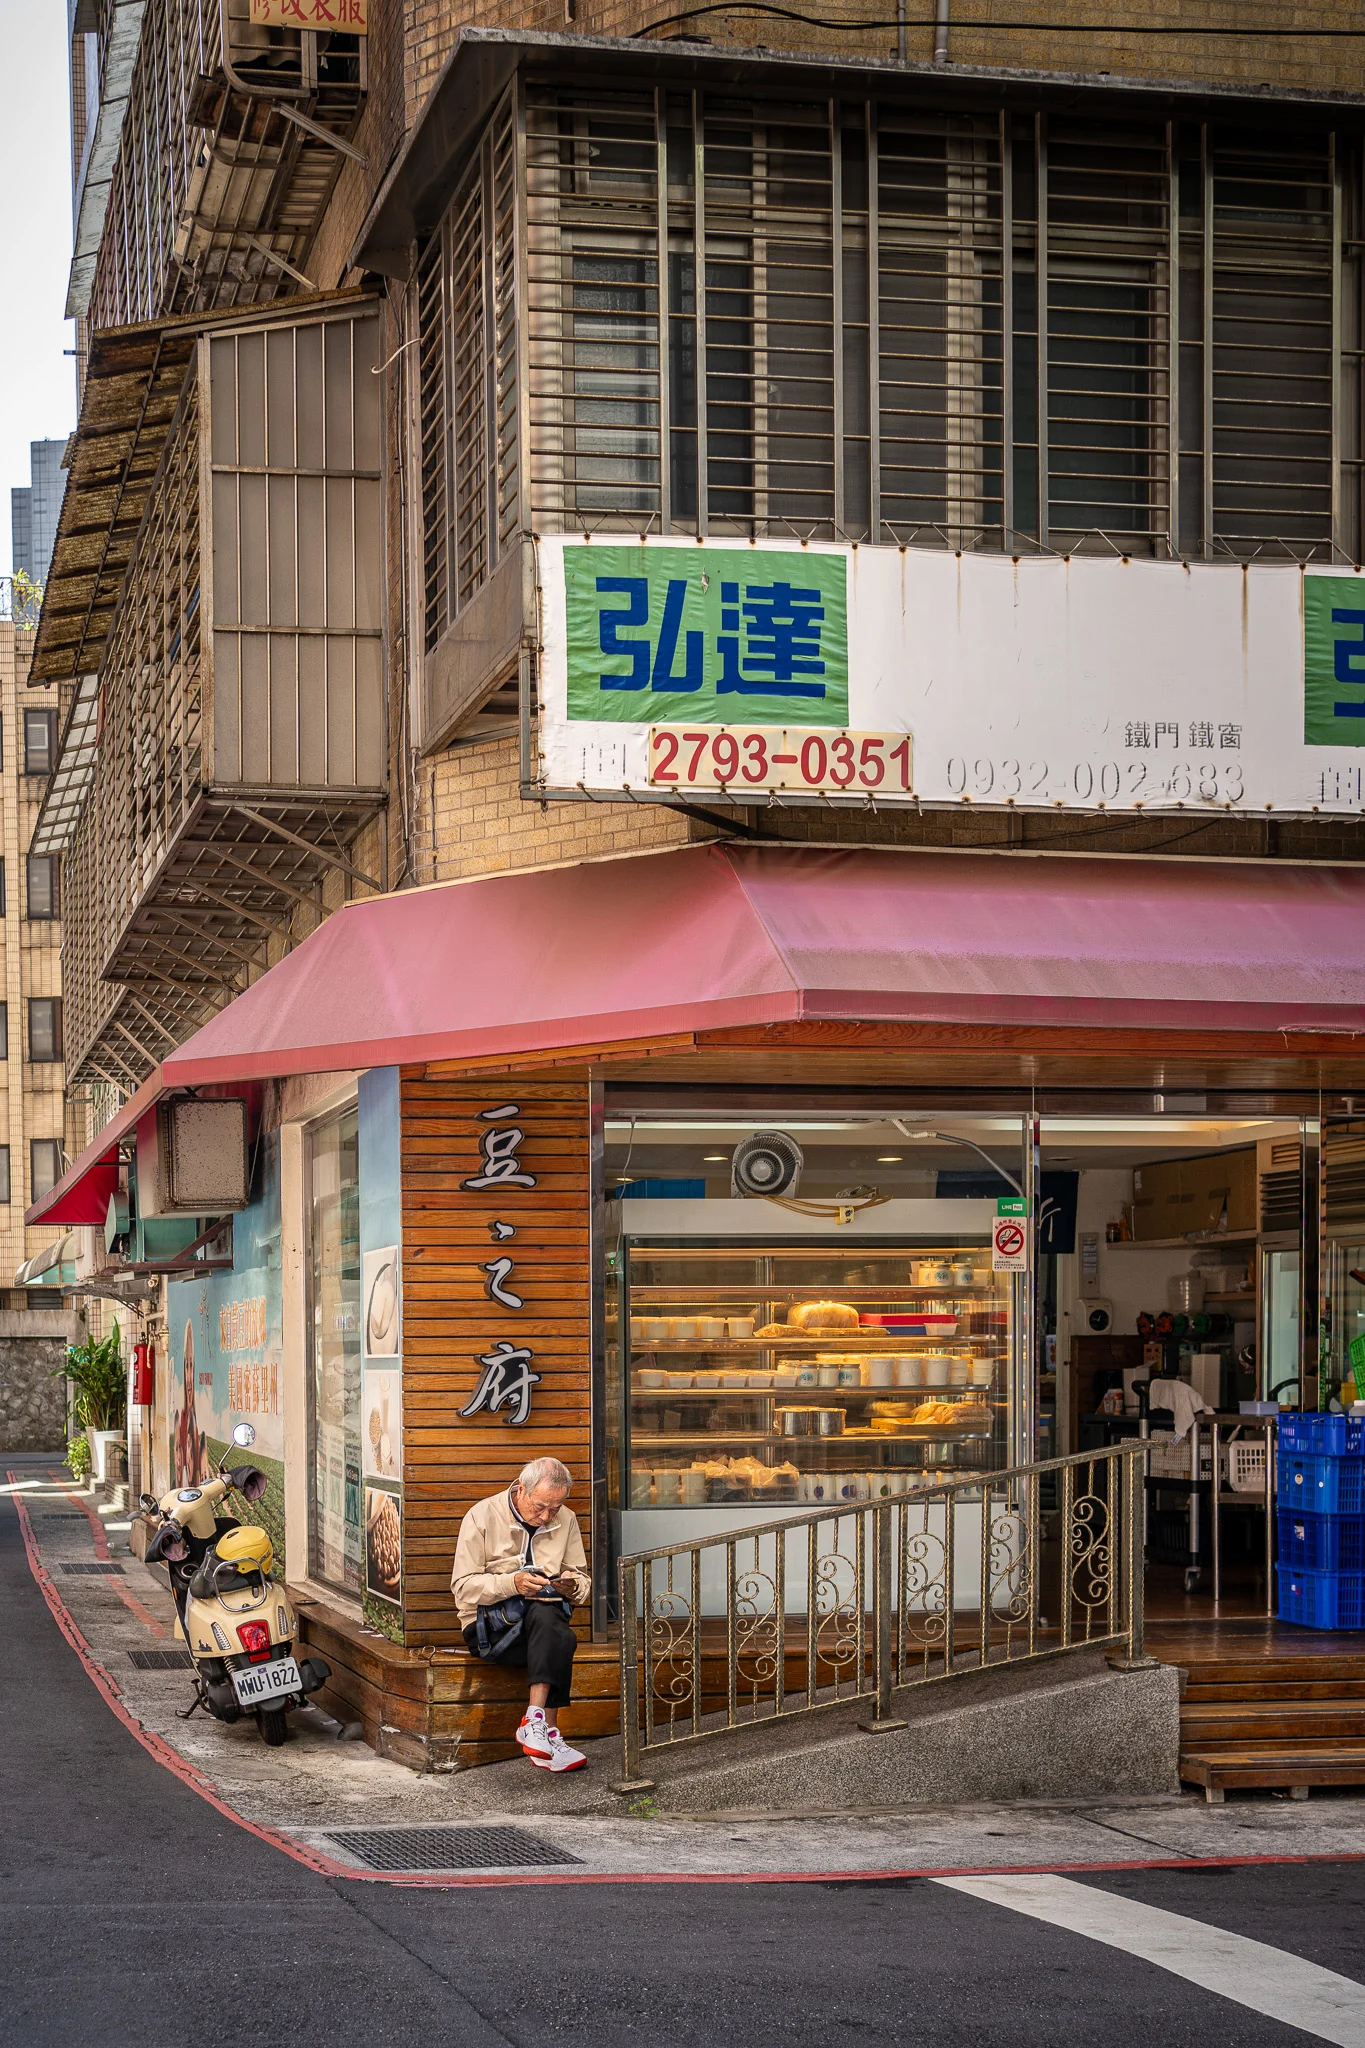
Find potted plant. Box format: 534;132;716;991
57;1324;127;1484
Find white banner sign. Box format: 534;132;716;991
535;534;1365;814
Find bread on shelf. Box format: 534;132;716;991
788;1300;859;1332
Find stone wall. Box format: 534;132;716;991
0;1312;84;1453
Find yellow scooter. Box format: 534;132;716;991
140;1423;330;1746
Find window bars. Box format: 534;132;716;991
418;82;1364;650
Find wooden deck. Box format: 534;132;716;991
1147;1564;1365;1801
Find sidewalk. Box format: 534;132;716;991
11;1458;1365;1884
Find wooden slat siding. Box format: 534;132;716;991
399;1072;594;1650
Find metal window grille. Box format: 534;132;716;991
417;82;1364;596
417;95;520;652
63;380;206;1086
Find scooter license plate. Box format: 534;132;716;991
231;1656;301;1707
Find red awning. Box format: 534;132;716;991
142;843;1365;1088
30;1068;164;1227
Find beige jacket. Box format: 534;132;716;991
451;1488;591;1630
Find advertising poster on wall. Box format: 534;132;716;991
167;1130;285;1566
358;1068;404;1637
537;536;1365;817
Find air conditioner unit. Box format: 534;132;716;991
137;1098;249;1217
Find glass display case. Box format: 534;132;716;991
617;1237;1010;1510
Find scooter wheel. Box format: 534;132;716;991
257;1705;289;1747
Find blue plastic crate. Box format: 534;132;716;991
1276;1565;1365;1630
1278;1413;1365;1456
1277;1451;1365;1516
1277;1510;1365;1572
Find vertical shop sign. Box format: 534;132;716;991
359;1068;404;1626
461;1104;541;1425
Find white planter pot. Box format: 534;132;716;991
86;1429;123;1483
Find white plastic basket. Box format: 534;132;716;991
1147;1430;1218;1479
1228;1439;1274;1495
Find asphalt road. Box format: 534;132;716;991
4;1473;1365;2048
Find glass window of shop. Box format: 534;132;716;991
604;1102;1338;1533
307;1105;363;1593
605;1113;1015;1523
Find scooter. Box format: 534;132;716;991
140;1423;330;1746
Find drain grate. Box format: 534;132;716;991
37;1513;89;1521
320;1825;583;1873
128;1649;193;1671
60;1562;124;1575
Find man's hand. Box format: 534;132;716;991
514;1571;551;1597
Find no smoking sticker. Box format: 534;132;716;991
992;1217;1028;1273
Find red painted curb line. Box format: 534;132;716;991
12;1474;1365;1891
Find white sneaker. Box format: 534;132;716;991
530;1726;587;1773
516;1711;553;1761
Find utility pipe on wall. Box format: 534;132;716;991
933;0;949;63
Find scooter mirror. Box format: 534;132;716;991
231;1422;256;1448
138;1492;158;1514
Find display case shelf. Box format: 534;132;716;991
620;1231;1012;1508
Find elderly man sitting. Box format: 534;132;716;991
451;1456;592;1773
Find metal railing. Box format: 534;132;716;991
0;577;42;628
617;1441;1149;1786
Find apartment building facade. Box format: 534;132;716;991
27;1;1365;1768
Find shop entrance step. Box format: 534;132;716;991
1180;1743;1365;1803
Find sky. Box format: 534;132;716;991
0;0;77;574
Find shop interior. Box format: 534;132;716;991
604;1105;1338;1618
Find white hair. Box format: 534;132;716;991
517;1456;572;1495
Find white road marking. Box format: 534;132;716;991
934;1871;1365;2046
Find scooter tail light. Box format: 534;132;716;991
236;1620;270;1654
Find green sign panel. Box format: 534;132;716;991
564;545;849;725
996;1196;1029;1217
1305;575;1365;745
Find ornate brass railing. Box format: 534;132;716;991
616;1441;1149;1788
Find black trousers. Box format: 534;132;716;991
464;1600;578;1711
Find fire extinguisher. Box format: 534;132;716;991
133;1340;154;1407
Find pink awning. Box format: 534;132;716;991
145;844;1365;1088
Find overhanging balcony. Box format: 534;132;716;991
31;293;386;1090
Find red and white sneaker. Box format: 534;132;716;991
516;1710;554;1762
529;1727;587;1773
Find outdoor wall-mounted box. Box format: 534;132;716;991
136;1098;249;1217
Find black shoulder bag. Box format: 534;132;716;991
475;1591;572;1659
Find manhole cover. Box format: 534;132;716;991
60;1562;124;1575
320;1826;582;1872
128;1649;193;1670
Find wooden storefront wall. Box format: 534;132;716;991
398;1067;593;1650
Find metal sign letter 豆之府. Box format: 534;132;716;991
460;1105;541;1427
